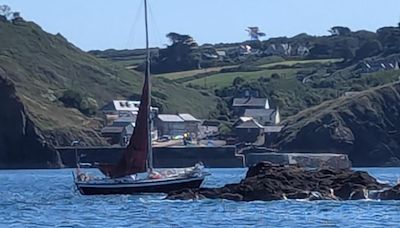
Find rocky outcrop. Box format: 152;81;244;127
167;162;400;201
0;69;62;168
273;82;400;166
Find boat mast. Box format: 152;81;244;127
144;0;153;170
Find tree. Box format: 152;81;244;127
0;5;11;17
149;32;199;73
166;32;198;47
329;26;351;36
0;5;12;20
232;77;245;87
377;27;400;55
354;40;382;61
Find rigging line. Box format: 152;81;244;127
147;1;164;48
125;0;144;49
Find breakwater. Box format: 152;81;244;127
56;146;351;169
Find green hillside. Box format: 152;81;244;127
0;19;218;146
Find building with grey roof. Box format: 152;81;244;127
244;108;280;125
232;97;270;116
155;113;200;137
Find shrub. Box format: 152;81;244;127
232;77;245;86
80;97;98;116
219;122;232;135
271;73;281;79
59;89;82;108
58;89;98;116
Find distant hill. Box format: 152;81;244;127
0;18;218;151
89;26;395;73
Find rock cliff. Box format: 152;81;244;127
273;82;400;166
0;69;62;168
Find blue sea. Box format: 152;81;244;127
0;168;400;227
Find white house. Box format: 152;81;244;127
101;100;158;124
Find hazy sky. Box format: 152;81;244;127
3;0;400;51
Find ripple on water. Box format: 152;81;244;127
1;168;400;227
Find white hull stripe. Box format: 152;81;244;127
76;177;204;189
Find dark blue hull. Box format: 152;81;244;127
76;176;205;195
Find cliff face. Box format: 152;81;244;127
0;69;61;168
274;82;400;166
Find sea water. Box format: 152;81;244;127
0;168;400;227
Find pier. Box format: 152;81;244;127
56;146;351;169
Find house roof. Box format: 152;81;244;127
202;120;220;127
244;109;276;118
232;97;268;107
216;50;226;56
113;116;136;124
235;118;263;129
157;113;199;123
112;121;135;128
178;113;200;122
101;126;125;134
101;100;158;112
101;100;140;112
157;114;184;122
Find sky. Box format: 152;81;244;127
3;0;400;51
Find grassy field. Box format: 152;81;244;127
155;65;237;80
184;68;303;89
153;58;340;89
259;58;342;68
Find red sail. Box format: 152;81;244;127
98;74;150;178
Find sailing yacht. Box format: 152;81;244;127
74;0;208;195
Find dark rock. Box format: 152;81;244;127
166;188;200;200
0;70;62;168
166;162;397;201
349;188;367;200
220;193;244;201
379;184;400;200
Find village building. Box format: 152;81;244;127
238;45;252;55
216;50;226;57
263;125;284;147
243;108;280;126
358;59;400;73
155;113;201;137
264;43;291;56
199;120;220;138
232;97;270;116
234;117;283;146
234;117;265;144
237;88;260;98
101;115;158;145
101;121;135;146
297;45;310;56
100;100;158;124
